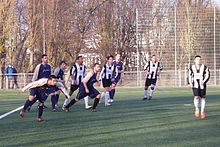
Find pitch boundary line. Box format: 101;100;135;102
0;105;23;120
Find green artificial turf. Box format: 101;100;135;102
0;87;219;147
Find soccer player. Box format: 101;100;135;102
19;75;70;122
28;54;51;110
143;55;162;100
99;55;118;106
188;55;210;119
32;54;51;81
109;54;123;102
62;56;91;110
64;63;101;112
51;61;67;112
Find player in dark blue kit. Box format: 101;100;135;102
51;61;67;112
109;54;123;103
19;75;70;122
64;63;101;112
28;54;52;110
32;54;51;81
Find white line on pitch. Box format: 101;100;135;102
0;105;23;120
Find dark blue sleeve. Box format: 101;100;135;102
119;62;123;71
49;65;52;75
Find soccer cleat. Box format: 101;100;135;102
142;97;148;100
64;108;70;112
194;111;200;118
85;105;92;110
52;108;57;112
105;103;111;107
43;105;47;109
91;109;97;112
201;112;206;119
108;99;114;103
19;109;25;118
148;96;152;100
36;118;44;122
55;104;59;109
62;105;66;111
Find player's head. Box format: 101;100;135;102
194;55;201;65
59;61;67;70
93;63;101;72
41;54;48;64
151;54;156;62
107;55;114;64
76;55;83;65
48;75;57;86
115;54;121;62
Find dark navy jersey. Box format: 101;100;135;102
80;71;97;91
37;64;51;80
87;73;98;89
57;69;64;80
113;61;123;79
113;61;123;72
54;67;64;80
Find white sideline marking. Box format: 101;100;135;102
184;104;192;106
0;106;23;120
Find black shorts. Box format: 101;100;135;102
70;84;79;92
76;87;100;100
192;87;206;97
102;79;112;88
29;88;47;103
145;79;157;87
114;75;121;85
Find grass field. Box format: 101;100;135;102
0;87;220;147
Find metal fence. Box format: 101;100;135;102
135;3;220;87
1;70;219;90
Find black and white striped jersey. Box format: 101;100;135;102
144;61;162;79
99;64;118;80
70;63;86;85
188;64;210;89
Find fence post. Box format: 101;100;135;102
184;64;187;86
24;73;27;87
178;69;181;87
6;75;8;89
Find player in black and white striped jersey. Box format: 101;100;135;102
62;56;91;110
99;55;118;106
188;55;210;119
143;55;162;100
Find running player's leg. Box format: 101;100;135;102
64;91;87;112
143;78;150;100
102;79;112;106
84;96;92;109
62;85;78;109
20;88;37;117
193;88;200;118
149;80;156;100
200;87;207;119
37;102;44;122
36;90;48;122
69;84;76;96
89;89;101;112
104;87;111;106
109;83;116;102
50;87;58;111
